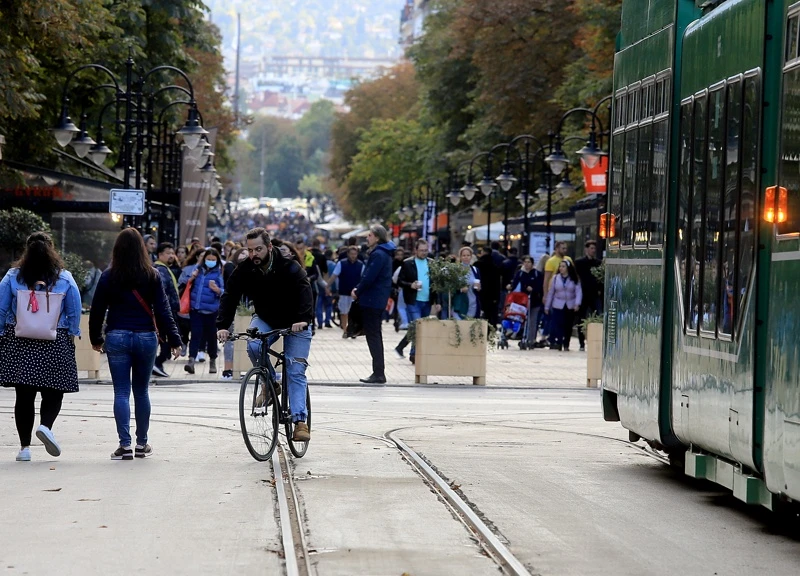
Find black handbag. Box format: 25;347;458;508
344;301;365;338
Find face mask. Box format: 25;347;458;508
205;260;217;269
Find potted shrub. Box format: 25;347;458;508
411;258;490;385
581;312;603;388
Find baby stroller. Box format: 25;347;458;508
498;292;529;349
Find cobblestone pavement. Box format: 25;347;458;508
82;322;589;388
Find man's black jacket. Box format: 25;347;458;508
397;256;437;305
217;252;313;330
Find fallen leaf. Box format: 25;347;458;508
77;499;100;502
43;488;62;492
99;525;108;528
49;467;55;471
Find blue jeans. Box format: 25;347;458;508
316;292;332;327
405;300;432;357
105;330;158;447
246;316;311;422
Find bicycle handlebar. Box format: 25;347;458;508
227;327;293;341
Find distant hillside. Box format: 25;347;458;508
207;0;402;63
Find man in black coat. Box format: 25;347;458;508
475;246;502;327
574;240;602;351
216;227;314;442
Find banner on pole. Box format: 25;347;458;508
580;156;608;194
179;127;217;245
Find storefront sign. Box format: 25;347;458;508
109;189;145;215
580;157;608;194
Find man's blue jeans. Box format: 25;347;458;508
405;300;431;357
105;330;158;447
246;315;311;422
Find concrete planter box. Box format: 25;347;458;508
586;322;603;388
414;319;488;385
76;314;100;378
231;313;283;376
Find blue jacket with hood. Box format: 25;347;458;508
355;241;396;309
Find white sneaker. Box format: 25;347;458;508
36;425;61;457
16;447;31;462
196;351;206;363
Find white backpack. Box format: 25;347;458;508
15;281;64;341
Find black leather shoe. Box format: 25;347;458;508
359;374;386;384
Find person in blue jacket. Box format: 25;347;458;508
185;247;224;375
351;224;395;384
0;232;82;462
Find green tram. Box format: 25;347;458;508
602;0;800;510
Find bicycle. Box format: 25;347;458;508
228;328;311;461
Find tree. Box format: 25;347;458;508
555;0;621;110
346;118;437;221
329;62;420;187
0;209;51;261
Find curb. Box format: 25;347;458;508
77;378;595;392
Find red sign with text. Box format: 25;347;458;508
580;156;608;194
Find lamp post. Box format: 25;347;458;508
52;57;208;231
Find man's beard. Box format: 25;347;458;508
251;257;262;266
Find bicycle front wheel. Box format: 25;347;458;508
285;388;311;458
239;367;279;461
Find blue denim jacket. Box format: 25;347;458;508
0;268;82;336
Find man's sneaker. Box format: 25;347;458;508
324;323;332;328
16;447;31;462
209;359;217;374
135;444;153;458
394;346;404;359
35;425;61;457
111;446;133;460
152;363;168;378
579;345;585;352
184;359;195;374
196;351;206;363
180;344;187;357
292;422;310;442
221;370;233;380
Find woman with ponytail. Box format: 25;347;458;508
0;231;82;462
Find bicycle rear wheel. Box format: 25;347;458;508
285;388;311;458
239;367;279;461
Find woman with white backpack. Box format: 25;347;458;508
0;231;82;462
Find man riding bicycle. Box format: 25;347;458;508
216;227;313;441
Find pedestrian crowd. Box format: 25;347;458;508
0;216;602;462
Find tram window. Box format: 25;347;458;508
621;129;638;245
617;94;627;128
689;96;707;332
739;77;759;314
720;81;742;336
702;88;724;334
650;119;669;246
628;89;639;125
787;14;800;63
609;132;625;248
778;67;800;234
635;123;653;245
655;81;664;116
678;103;692;329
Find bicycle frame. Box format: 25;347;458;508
252;335;293;426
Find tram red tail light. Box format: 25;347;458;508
600;213;616;238
764;186;788;224
778;186;788;224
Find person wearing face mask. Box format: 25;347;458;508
185;248;224;374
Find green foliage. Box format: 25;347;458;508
239;104;336;198
61;252;88;290
0;209;51;261
0;1;235;181
346;118;438;220
428;257;469;299
591;261;606;285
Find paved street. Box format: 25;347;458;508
79;322;589;388
2;382;799;575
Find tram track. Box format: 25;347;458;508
0;397;664;575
